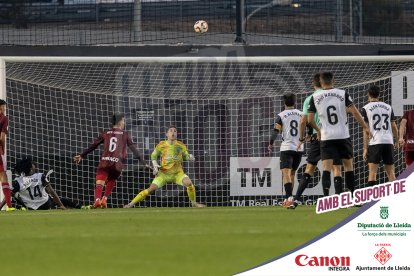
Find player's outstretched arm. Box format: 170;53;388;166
74;134;105;163
0;132;6;156
348;105;371;137
392;121;399;149
182;144;195;161
363;129;369;161
73;155;82;163
45;184;65;209
150;145;161;175
126;134;149;167
268;128;279;153
307;112;321;141
187;153;195;161
268;115;282;153
399;118;407;147
297;115;307;150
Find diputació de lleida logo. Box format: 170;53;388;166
380;206;389;220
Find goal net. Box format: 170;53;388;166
2;56;413;208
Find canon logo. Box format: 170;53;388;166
295;254;350;267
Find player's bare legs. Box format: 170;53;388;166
93;180;106;209
0;171;15;211
367;162;398;185
367;163;379;186
281;168;294;207
305;164;317;176
124;184;158;208
182;177;205;208
332;165;342;177
384;164;396;182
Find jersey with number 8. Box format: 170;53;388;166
308;88;353;141
274;109;303;151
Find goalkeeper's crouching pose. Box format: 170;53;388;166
124;126;205;208
0;157;82;210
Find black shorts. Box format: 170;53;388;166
320;138;353;161
307;136;342;165
280;151;303;170
368;144;394;165
307;138;321;165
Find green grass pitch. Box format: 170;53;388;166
0;206;355;275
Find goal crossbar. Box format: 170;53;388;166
2;55;414;64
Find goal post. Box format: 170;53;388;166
0;58;5;205
1;55;414;208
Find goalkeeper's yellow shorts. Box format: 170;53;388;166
152;171;188;188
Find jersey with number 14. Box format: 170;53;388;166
308;88;353;141
274;109;302;151
80;128;144;171
13;173;49;210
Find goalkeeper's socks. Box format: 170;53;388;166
294;173;311;201
94;184;104;201
131;189;149;205
2;183;12;208
334;176;343;194
103;180;116;198
345;171;355;194
322;171;331;196
284;182;293;198
186;184;196;203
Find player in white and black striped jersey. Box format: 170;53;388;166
268;93;303;207
308;72;370;196
361;85;398;186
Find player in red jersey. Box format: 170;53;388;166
74;113;149;208
0;100;15;211
399;109;414;167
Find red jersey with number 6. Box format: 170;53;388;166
80;128;145;171
403;110;414;152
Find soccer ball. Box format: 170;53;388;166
194;20;208;33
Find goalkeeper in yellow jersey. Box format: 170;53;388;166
124;126;205;208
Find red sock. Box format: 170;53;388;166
94;184;104;201
103;180;116;198
2;183;12;208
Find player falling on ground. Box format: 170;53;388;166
307;72;370;199
0;157;78;210
268;93;303;207
124;126;205;208
362;85;398;186
0;100;15;211
288;74;342;210
399;108;414;167
74;113;149;209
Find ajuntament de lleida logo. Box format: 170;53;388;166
380;206;389;219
